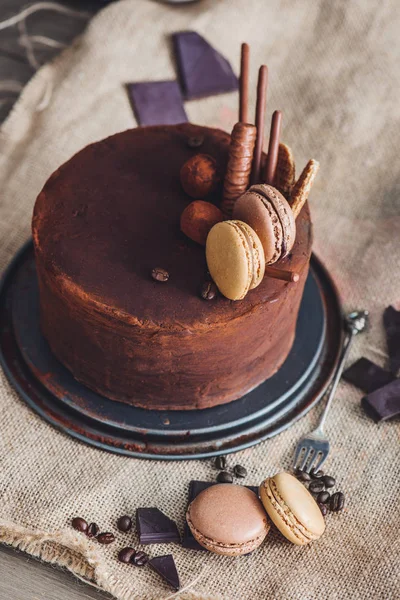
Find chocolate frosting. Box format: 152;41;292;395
33;124;312;410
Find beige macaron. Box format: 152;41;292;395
206;220;265;301
186;484;270;556
259;472;325;545
233;184;296;264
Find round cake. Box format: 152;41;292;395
32;123;312;410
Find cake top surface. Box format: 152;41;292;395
33;123;312;329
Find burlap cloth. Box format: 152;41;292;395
0;1;399;598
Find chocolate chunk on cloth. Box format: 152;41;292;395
149;555;180;591
343;357;396;394
383;306;400;374
362;379;400;422
136;508;180;544
182;480;258;551
127;80;187;126
173;31;238;99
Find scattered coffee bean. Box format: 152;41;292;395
71;517;88;533
330;492;345;512
151;267;169;282
318;503;328;517
295;469;311;482
233;465;247;478
317;491;330;504
217;471;233;484
310;468;324;479
200;281;217;300
86;522;99;538
322;475;336;489
309;480;325;494
117;515;132;532
97;532;115;545
187;135;204;148
118;547;136;564
215;455;227;470
132;551;149;566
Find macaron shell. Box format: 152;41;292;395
260;473;325;546
186;484;270;556
232;220;265;289
206;221;252;300
233;191;283;264
252;184;296;258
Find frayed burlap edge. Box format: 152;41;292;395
0;520;221;600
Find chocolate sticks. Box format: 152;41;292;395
264;266;299;283
251;65;268;184
239;43;250;123
264;110;282;185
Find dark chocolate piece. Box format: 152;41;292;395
173;31;238;100
136;508;180;545
383;306;400;374
343;357;396;393
149;555;180;591
182;480;258;551
127;81;187;126
361;379;400;422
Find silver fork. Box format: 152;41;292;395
292;310;369;473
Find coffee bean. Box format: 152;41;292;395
309;480;325;494
117;515;132;532
217;471;233;484
330;492;345;512
318;503;328;517
132;551;149;566
295;469;311;482
317;491;330;504
215;456;227;470
322;475;336;489
118;547;136;564
233;465;247;478
151;267;169;282
200;281;217;300
71;517;88;533
187;135;204;148
86;522;99;538
97;532;115;545
310;468;324;479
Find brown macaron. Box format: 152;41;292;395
186;484;270;556
233;184;296;264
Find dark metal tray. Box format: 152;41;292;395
0;241;343;459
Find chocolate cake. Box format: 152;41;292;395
32;123;312;410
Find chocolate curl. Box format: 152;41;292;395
291;159;320;218
251;65;268;184
221;122;257;217
274;143;296;199
264;110;282;185
264;266;299;283
239;43;250;123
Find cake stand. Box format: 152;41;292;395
0;241;343;460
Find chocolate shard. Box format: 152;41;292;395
383;306;400;375
361;379;400;422
127;80;188;126
343;357;396;394
173;31;238;100
182;480;258;551
136;508;180;545
149;555;180;591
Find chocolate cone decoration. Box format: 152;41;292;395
173;31;238;99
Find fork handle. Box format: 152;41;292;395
317;328;355;432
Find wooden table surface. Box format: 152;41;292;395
0;3;113;596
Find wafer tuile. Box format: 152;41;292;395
274;143;296;199
251;65;268;184
264;110;282;185
221;122;257;217
291;159;320;218
239;43;250;123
